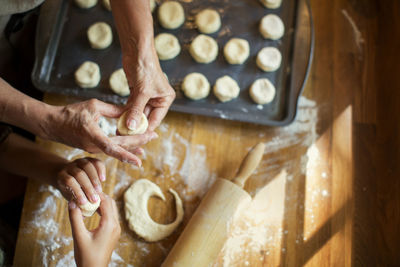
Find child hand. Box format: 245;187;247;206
56;157;105;206
68;193;121;267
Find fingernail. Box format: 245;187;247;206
68;201;76;209
100;174;106;182
128;120;136;130
91;194;99;203
78;196;88;205
95;185;102;193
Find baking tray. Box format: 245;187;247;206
32;0;313;126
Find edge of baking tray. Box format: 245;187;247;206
32;0;314;127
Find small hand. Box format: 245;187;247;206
45;99;157;166
68;194;121;267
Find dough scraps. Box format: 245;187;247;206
124;179;184;242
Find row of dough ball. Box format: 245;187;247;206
75;0;111;10
155;33;281;72
74;61;130;96
182;73;276;105
154;13;284;64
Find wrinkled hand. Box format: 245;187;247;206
68;194;121;267
45;99;158;166
122;49;176;132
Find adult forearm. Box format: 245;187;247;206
0;78;57;139
111;0;155;62
0;134;68;187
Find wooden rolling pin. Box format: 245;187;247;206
162;143;265;267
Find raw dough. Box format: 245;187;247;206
249;78;276;104
223;38;250;65
117;112;148;135
182;72;210;100
213;75;240;102
158;1;185;29
256;47;282;72
259;14;285;40
103;0;111;10
79;198;100;217
189;34;218;64
124;179;184;242
87;22;113;49
195;9;221;34
150;0;156;12
74;61;101;88
75;0;97;9
259;0;282;9
154;33;181;60
109;68;130;96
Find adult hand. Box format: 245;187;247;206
68;194;121;267
123;50;176;132
44;99;158;166
111;0;176;133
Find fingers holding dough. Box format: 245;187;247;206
118;112;148;135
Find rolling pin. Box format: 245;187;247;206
162;143;265;267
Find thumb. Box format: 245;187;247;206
125;93;149;130
68;201;88;243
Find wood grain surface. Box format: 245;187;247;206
13;0;400;266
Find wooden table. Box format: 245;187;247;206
13;0;400;266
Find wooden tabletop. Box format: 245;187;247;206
14;0;400;266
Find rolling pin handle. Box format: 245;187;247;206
233;143;265;188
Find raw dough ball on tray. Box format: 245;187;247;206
154;33;181;60
158;1;185;29
250;78;276;105
109;68;130;96
103;0;111;10
75;0;97;9
182;73;210;100
118;112;148;135
189;34;218;64
223;38;250;65
87;22;113;49
213;75;240;102
150;0;156;12
256;47;282;72
259;0;282;9
79;198;101;217
259;14;285;40
195;9;221;34
74;61;101;88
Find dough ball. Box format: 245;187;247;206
150;0;156;12
118;112;148;135
195;9;221;34
250;78;276;104
109;68;130;96
75;0;97;9
259;14;285;40
256;47;282;72
189;34;218;64
182;72;210;100
79;198;100;217
223;38;250;65
102;0;111;10
213;75;240;102
154;33;181;60
259;0;282;9
87;22;113;49
158;1;185;29
74;61;101;88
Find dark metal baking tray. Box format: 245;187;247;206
32;0;313;126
